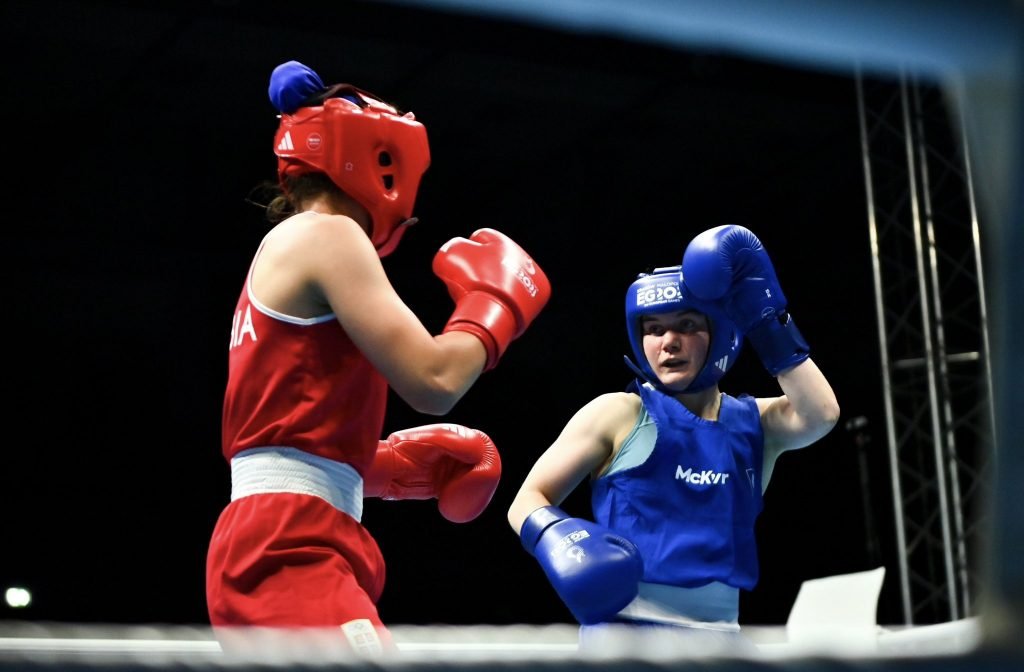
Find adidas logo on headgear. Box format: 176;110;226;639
277;131;294;151
715;355;729;371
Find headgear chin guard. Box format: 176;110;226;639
624;266;743;393
271;66;431;258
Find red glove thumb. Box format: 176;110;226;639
437;427;501;523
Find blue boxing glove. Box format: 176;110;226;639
520;506;643;625
682;224;809;376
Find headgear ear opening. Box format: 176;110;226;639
624;266;743;393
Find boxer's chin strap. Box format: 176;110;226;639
622;355;673;394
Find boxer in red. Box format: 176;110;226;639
206;61;551;654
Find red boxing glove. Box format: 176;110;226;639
432;228;551;371
363;424;501;523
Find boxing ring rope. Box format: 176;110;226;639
0;567;1000;668
0;619;991;671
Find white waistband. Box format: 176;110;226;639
617;581;740;631
230;447;364;522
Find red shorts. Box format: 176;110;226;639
206;492;387;637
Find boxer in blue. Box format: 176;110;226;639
508;224;840;649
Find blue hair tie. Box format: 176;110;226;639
268;60;325;113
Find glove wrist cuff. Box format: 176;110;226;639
519;505;568;554
362;441;394;498
444;293;516;370
746;312;810;376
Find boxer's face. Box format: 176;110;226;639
641;310;710;390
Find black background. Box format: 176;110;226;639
4;0;912;628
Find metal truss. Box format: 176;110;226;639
855;72;996;625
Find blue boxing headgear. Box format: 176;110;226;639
624;266;743;393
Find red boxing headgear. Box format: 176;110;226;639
273;84;431;257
